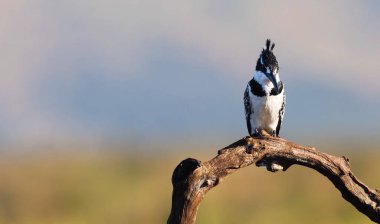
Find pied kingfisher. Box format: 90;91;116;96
244;39;286;137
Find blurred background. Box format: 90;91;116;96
0;0;379;223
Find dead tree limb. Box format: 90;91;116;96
167;136;380;224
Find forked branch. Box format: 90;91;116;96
167;136;380;224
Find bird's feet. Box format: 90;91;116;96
251;128;263;138
251;129;279;138
270;130;278;137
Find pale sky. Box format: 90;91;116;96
0;0;379;148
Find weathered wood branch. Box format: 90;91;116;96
167;136;380;224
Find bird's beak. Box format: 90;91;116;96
265;72;279;93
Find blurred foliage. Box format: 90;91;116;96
0;148;378;224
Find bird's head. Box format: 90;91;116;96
256;39;280;93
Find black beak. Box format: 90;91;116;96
265;72;279;94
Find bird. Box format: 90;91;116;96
244;39;286;137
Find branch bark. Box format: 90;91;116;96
167;136;380;224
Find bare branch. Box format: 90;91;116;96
167;136;380;224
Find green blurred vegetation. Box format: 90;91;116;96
0;148;378;224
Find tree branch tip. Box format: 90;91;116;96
171;158;201;185
342;155;350;164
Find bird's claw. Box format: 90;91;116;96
252;129;263;138
270;130;277;137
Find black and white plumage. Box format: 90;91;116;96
244;39;286;137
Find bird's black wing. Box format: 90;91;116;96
276;82;286;136
244;85;252;135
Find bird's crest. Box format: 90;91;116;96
265;39;275;52
256;39;278;72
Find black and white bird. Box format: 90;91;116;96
244;39;286;137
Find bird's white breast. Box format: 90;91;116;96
249;89;284;132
